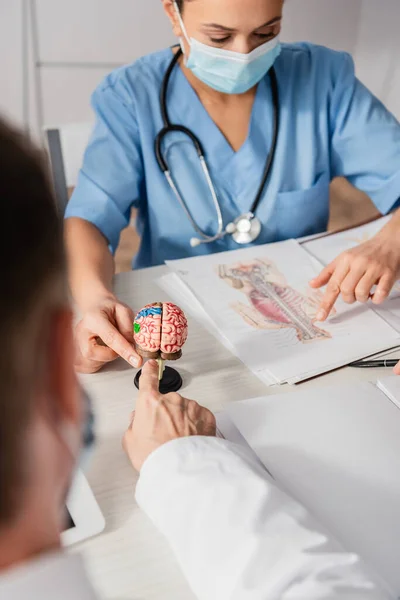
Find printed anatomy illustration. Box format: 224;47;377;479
218;259;331;343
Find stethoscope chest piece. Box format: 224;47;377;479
227;213;262;245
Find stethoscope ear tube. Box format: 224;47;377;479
250;67;279;215
163;167;223;245
160;47;182;127
155;128;169;172
155;124;206;173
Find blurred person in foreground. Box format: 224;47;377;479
0;118;390;599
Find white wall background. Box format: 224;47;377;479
353;0;400;120
0;0;399;138
0;1;25;126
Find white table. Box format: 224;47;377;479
73;266;400;600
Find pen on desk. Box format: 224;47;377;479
349;359;399;369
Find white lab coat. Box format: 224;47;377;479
136;437;390;600
0;437;391;600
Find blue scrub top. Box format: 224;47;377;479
66;43;400;269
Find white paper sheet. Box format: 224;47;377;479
377;375;400;410
303;216;400;333
215;412;271;474
226;384;400;596
373;297;400;333
166;240;400;385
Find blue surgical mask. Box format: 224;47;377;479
174;3;281;95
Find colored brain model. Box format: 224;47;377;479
133;302;188;360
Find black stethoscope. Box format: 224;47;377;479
155;47;280;247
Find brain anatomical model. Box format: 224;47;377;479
133;302;188;360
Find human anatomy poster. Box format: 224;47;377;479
167;239;400;384
217;260;332;343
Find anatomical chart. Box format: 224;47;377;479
166;239;400;385
217;260;332;343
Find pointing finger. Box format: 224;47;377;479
95;316;141;368
138;360;160;395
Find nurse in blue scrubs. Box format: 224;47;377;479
66;0;400;374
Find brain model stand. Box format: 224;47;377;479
133;302;188;394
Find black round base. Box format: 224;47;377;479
134;366;183;394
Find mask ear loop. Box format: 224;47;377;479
173;1;191;52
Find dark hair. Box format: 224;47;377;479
0;117;66;523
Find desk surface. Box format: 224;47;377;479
74;265;399;600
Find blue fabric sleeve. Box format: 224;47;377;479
330;52;400;214
65;78;144;252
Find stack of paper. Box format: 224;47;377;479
303;216;400;333
159;238;400;385
377;375;400;409
217;381;400;595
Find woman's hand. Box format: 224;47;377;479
310;218;400;321
74;295;143;374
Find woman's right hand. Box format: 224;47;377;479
74;295;143;374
